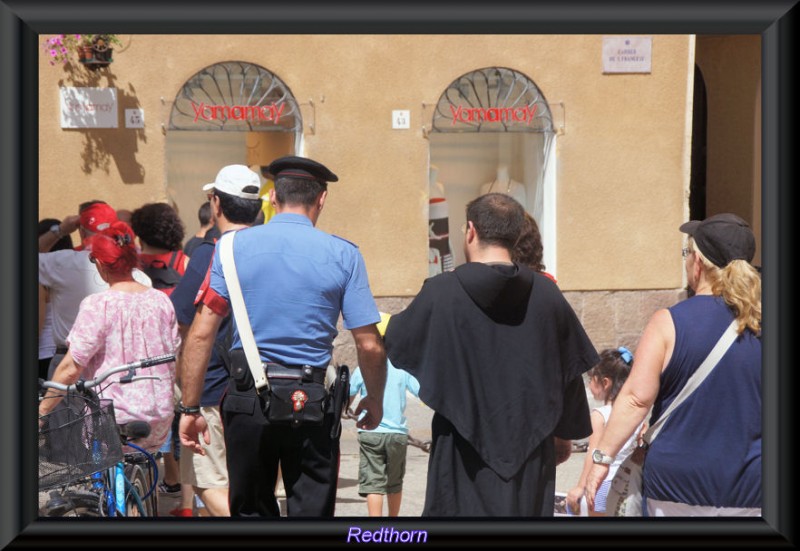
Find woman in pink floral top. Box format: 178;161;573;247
39;221;180;452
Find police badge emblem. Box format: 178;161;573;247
291;390;308;412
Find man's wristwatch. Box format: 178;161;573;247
177;402;201;415
592;449;615;465
49;223;62;238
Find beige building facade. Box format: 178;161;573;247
38;34;761;362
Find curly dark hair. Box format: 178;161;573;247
512;212;545;272
130;203;185;251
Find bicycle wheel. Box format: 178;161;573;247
40;489;101;517
124;464;152;517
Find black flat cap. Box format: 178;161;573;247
263;155;338;183
680;213;756;268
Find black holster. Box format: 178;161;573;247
329;365;350;439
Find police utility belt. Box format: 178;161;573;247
261;362;329;428
219;231;347;432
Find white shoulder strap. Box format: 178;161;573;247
644;319;739;444
218;231;269;392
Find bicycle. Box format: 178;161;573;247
38;353;176;518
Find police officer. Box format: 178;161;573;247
179;157;386;517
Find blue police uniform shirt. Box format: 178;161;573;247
349;359;420;434
209;213;380;369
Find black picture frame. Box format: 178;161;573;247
2;1;794;547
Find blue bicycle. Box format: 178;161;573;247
38;354;175;517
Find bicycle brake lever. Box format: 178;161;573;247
128;376;162;382
118;368;138;383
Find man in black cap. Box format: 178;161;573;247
585;212;762;517
180;156;386;517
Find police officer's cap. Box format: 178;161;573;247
263;156;338;184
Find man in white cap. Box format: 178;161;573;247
172;164;263;516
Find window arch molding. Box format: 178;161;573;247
168;61;302;133
431;67;554;134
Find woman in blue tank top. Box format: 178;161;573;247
584;213;761;516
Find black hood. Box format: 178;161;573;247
454;262;534;325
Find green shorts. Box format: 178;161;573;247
357;432;409;496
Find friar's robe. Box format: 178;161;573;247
385;262;597;516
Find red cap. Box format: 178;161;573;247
79;203;118;233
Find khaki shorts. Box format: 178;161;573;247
357;432;408;496
180;405;229;489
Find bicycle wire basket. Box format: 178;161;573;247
39;394;124;491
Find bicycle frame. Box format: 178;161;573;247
39;354;175;518
102;442;159;517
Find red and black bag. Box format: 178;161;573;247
142;251;185;295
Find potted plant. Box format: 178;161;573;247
90;34;122;64
78;35;95;61
41;34;122;67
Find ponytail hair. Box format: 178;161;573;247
692;239;761;335
587;348;633;403
86;221;139;277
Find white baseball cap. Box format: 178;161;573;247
202;165;261;200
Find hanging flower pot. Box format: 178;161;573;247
42;33;122;70
80;34;121;68
91;35;113;63
78;44;94;62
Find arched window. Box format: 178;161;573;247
428;67;557;275
165;62;301;233
431;67;553;134
169;61;302;133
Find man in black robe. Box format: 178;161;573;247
384;193;597;516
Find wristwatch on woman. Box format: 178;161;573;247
49;223;62;238
592;449;615;465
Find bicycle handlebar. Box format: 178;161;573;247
40;354;176;393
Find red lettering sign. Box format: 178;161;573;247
449;104;538;126
191;101;286;124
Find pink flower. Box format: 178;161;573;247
49;49;57;57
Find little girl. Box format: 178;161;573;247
566;347;640;516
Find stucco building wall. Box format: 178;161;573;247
43;35;755;357
40;34;694;298
695;35;762;266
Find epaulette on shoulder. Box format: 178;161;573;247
331;234;358;249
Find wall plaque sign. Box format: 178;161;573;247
125;108;144;128
60;87;118;128
603;36;652;74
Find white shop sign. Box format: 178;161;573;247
603;36;652;74
60;87;118;128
